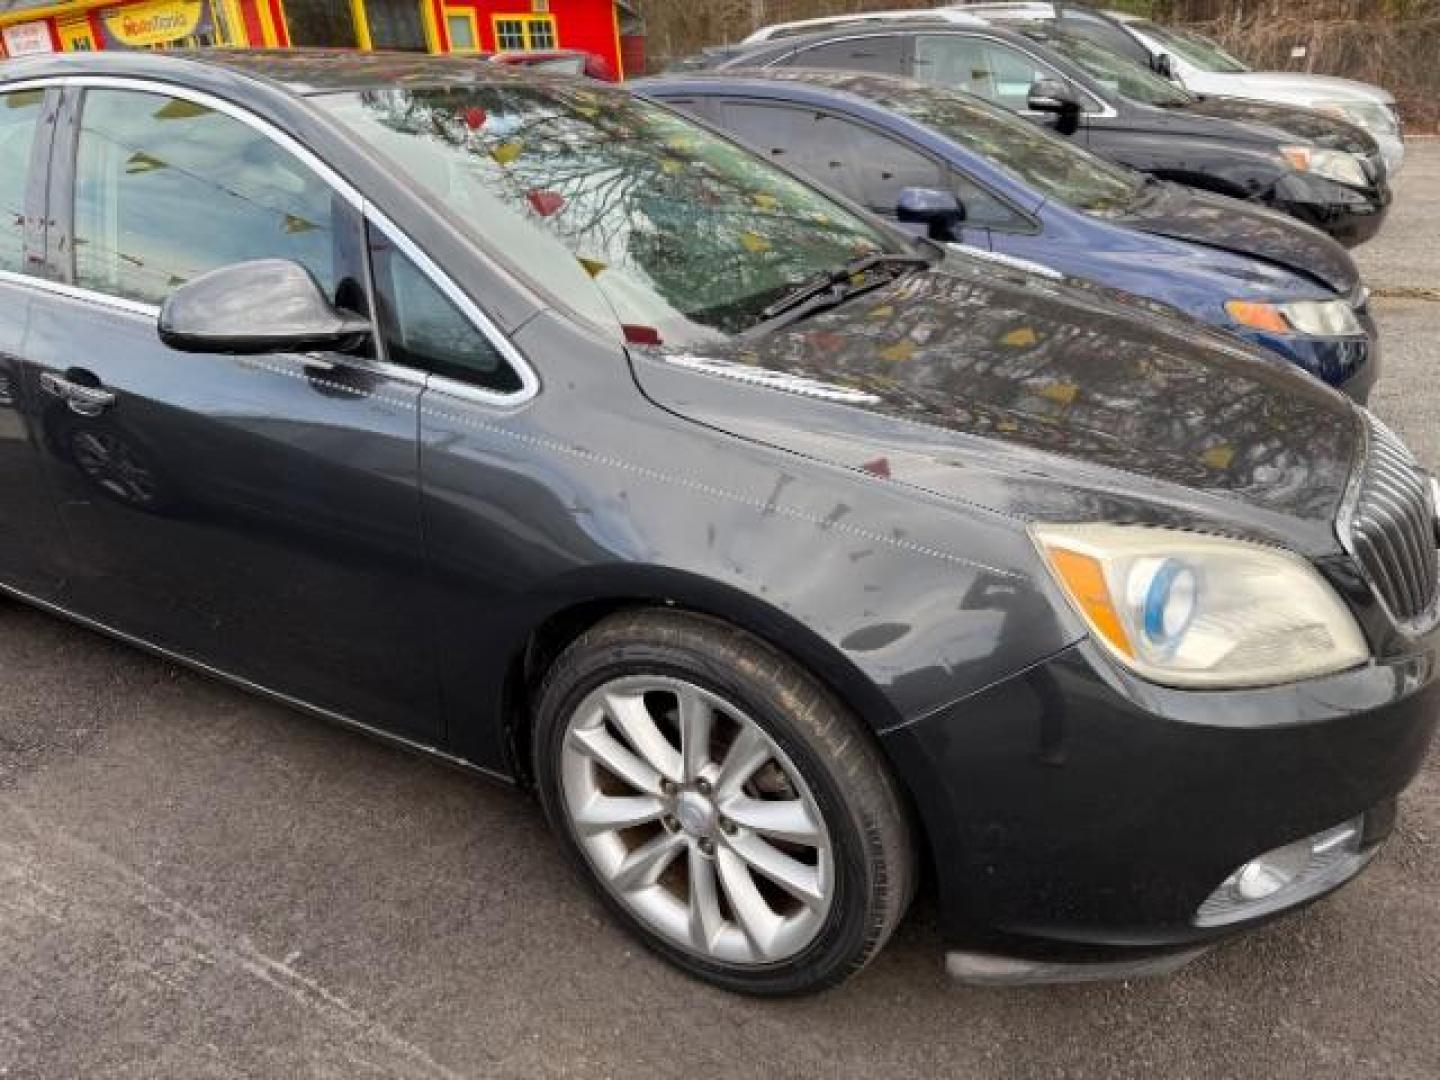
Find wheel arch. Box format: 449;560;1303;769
497;565;908;789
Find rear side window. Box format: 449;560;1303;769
369;232;522;395
788;35;906;75
72;89;347;306
0;90;44;275
720;102;944;214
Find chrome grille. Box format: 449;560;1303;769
1344;418;1440;628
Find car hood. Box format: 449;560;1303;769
632;255;1360;552
1211;71;1395;106
1108;101;1293;147
1114;182;1360;294
1181;95;1380;157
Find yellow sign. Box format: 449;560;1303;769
102;0;206;48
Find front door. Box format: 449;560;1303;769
0;86;71;599
22;83;441;737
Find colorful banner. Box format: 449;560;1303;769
100;0;214;49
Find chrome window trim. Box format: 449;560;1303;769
783;30;1115;118
365;205;541;408
0;267;160;319
0;73;541;409
6;74;365;211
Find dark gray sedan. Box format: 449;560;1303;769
0;50;1435;995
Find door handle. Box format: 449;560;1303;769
40;371;117;417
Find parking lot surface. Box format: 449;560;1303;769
2;145;1439;1080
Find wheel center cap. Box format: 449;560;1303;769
674;791;717;837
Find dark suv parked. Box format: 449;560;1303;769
690;19;1392;246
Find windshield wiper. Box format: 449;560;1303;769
752;252;931;330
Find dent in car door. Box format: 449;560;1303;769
0;86;72;598
24;84;441;737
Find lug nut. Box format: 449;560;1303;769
719;817;736;835
695;778;712;796
698;837;716;856
662;815;679;831
660;779;677;796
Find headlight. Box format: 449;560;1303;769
1033;524;1368;688
1280;145;1369;187
1315;101;1401;137
1225;297;1363;336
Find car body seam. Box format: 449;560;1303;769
232;354;1025;579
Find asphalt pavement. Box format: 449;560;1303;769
2;145;1439;1080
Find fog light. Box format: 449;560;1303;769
1195;818;1368;927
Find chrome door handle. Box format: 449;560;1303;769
40;371;117;417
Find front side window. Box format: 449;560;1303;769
868;86;1143;214
319;84;897;344
1041;33;1193;106
72;89;346;306
720;103;944;214
370;231;521;393
0;90;43;275
913;36;1055;112
1134;22;1249;74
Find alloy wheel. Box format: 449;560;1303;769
559;675;834;966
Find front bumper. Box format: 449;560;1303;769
1268;172;1392;248
881;635;1439;972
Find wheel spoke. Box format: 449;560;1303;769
610;830;686;893
573;793;665;837
715;724;772;797
687;845;725;952
720;796;821;846
725;831;825;910
570;725;663;795
606;691;683;782
677;689;715;781
716;845;783;960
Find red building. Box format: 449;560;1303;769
0;0;646;79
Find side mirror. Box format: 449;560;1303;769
158;259;371;355
1027;77;1081;115
1154;53;1176;80
896;187;965;241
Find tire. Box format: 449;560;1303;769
533;608;915;996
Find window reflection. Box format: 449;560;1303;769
73;90;340;306
0;90;43;275
321;84;897;342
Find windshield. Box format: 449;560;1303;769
319;83;898;344
871;85;1143;213
1133;21;1250;74
1041;33;1194;106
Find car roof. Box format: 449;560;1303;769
721;17;1029;60
0;47;565;96
641;67;938;108
744;8;985;42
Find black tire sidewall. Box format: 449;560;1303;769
534;629;886;996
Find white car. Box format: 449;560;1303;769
953;3;1405;174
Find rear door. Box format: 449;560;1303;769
710;100;953;220
0;85;72;599
22;81;441;737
